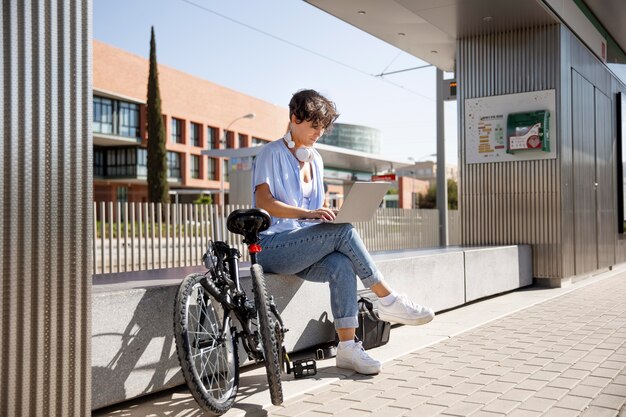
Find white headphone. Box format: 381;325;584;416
284;130;314;163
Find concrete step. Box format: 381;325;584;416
91;245;532;410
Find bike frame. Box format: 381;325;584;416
200;241;274;363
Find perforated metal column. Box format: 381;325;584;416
1;1;92;416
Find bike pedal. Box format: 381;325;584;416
290;359;317;379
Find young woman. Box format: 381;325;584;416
252;89;434;375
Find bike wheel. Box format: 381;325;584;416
250;264;283;405
174;273;239;415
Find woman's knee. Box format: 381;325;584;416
324;252;354;273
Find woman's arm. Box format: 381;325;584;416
255;183;336;221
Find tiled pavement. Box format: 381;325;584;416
94;268;626;417
266;271;626;417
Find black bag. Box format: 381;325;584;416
357;295;391;350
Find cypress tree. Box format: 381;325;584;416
146;26;169;203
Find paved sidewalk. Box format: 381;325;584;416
94;268;626;417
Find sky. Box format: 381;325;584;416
94;0;458;164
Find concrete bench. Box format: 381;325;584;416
91;245;532;410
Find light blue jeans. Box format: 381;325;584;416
257;223;384;329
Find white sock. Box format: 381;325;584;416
379;291;398;306
338;340;356;349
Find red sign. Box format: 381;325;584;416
371;173;396;182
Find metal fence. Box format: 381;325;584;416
93;202;460;275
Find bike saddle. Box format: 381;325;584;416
227;208;271;239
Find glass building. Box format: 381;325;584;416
319;123;381;154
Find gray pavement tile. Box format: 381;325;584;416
545;406;585;417
383;393;429;410
602;383;626;397
590;394;626;410
533;385;569;400
439;401;483;416
570;360;599;372
463;390;500;406
480;398;520;414
425;392;466;407
527;370;560;382
376;386;418;400
498;388;535;402
600;361;626;370
451;366;483;379
554;394;593;410
517;396;557;413
513;364;543;375
301;390;344;405
496;371;529;384
593;367;623;378
481;381;516;395
402;403;447;417
447;382;483;396
368;405;409;417
560;368;591;379
514;378;548;391
546;377;581;390
431;375;468;388
327;409;371;417
347;395;395;412
568;383;605;398
580;405;621;417
582;375;613;388
466;410;504;417
306;398;357;415
413;383;448;398
505;409;542;417
271;401;320;417
397;376;433;390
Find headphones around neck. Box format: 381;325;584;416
284;130;314;163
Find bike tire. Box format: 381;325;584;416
174;273;239;415
250;264;283;405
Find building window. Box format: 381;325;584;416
207;157;217;180
190;122;201;147
207;126;216;150
251;137;266;147
223;130;231;148
137;148;147;177
93;96;113;134
171;118;183;144
94;148;105;177
118;102;140;138
116;187;128;203
167;151;181;179
238;134;247;148
191;155;200;179
105;147;138;177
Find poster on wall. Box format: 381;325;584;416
465;89;557;164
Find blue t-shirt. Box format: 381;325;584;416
252;139;325;235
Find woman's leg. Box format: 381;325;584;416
295;252;359;331
258;223;383;288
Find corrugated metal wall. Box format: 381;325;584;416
458;25;562;279
1;1;92;416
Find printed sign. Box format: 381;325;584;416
465;89;557;164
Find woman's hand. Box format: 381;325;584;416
306;208;336;222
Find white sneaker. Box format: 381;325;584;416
377;294;434;325
335;341;382;375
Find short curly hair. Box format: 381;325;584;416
289;89;339;131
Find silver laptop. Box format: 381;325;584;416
301;181;391;224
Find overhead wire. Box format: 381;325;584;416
179;0;435;101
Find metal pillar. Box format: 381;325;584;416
436;69;449;246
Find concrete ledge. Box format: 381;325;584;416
91;245;532;410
